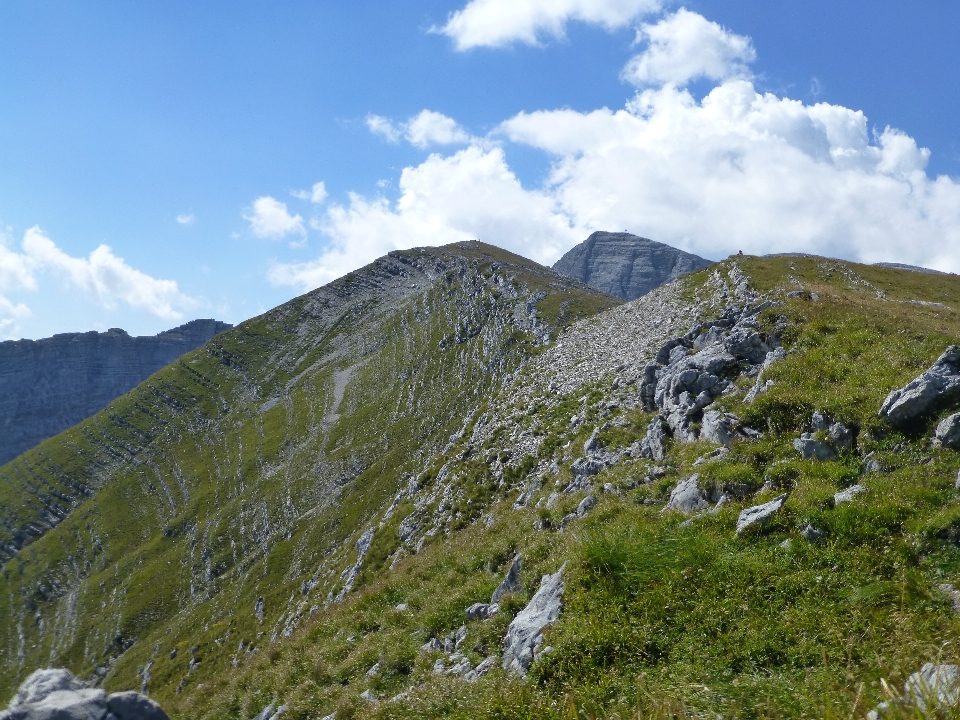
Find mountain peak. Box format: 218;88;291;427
552;231;713;300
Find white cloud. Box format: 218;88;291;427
367;111;473;149
498;78;960;270
22;227;197;320
243;196;306;239
270;8;960;294
268;145;579;291
623;9;755;87
436;0;661;50
176;213;196;225
292;182;329;204
0;227;197;334
366;114;402;143
405;111;473;148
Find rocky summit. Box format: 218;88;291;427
551;230;713;300
0;319;231;465
5;245;960;719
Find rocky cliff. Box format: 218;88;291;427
0;319;231;466
552;231;713;300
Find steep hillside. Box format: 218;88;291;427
552;231;713;300
0;242;617;704
158;254;960;719
0;319;231;465
7;245;960;719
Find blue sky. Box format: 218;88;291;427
1;0;958;340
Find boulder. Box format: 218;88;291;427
639;416;669;461
8;670;86;708
800;524;824;542
936;412;960;449
0;669;172;720
879;346;960;426
490;555;522;604
106;692;170;720
735;494;788;535
662;475;709;515
251;704;286;720
834;484;867;505
723;327;775;364
793;434;838;461
583;427;601;454
464;656;499;682
502;565;566;676
828;422;854;451
868;663;960;719
700;410;737;447
861;452;885;473
465;603;499;621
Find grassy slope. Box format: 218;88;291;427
0;242;617;703
174;255;960;720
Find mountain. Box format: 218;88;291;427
551;231;713;300
3;245;960;719
0;319;232;466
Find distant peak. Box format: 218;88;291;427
553;232;713;301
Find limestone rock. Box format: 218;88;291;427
551;232;712;301
879;346;960;426
662;475;709;515
106;692;171;720
465;603;499;621
639;416;669;461
834;484;867;505
9;670;86;707
0;319;231;465
502;564;566;676
868;663;960;719
491;555;522;604
0;668;170;720
936;412;960;449
735;494;788;535
464;656;498;682
800;524;824;542
793;434;838;461
861;452;885;473
700;409;737;447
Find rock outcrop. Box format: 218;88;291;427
502;565;565;676
552;232;713;301
0;668;169;720
0;319;230;465
879;346;960;426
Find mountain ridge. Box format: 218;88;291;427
0;319;232;466
4;245;960;719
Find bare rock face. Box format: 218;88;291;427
552;232;713;301
0;319;230;465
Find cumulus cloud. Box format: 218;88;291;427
436;0;661;50
0;227;196;335
367;111;473;148
623;9;755;87
244;196;306;239
268;145;578;290
176;213;196;225
498;79;960;270
22;227;196;319
292;181;329;204
268;8;960;293
366;115;402;143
